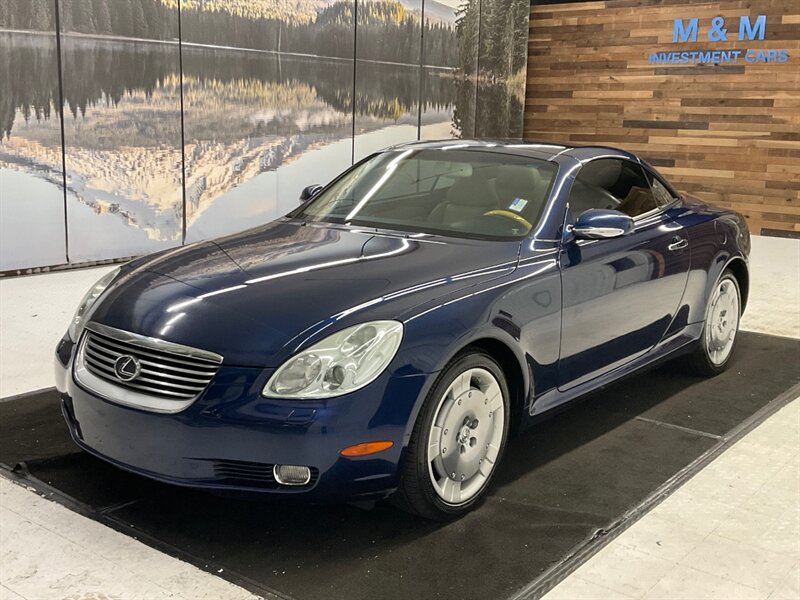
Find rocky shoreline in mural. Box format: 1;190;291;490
1;122;394;241
1;107;437;246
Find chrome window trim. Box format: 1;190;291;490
567;199;678;227
73;323;223;414
632;197;681;227
632;204;667;224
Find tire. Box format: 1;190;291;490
685;269;742;376
391;349;510;520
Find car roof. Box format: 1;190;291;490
389;138;640;163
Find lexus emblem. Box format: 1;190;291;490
114;355;141;382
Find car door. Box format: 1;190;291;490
557;158;690;390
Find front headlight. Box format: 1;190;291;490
263;320;404;399
67;267;121;342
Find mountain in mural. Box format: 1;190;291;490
177;0;456;25
177;0;331;24
422;0;459;24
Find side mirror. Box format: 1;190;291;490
299;184;323;203
571;209;634;240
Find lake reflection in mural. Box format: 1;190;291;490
59;36;184;262
0;19;67;270
0;0;527;271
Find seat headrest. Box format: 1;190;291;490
445;176;494;207
495;165;540;191
476;164;500;180
577;160;622;189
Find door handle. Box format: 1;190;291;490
668;237;688;252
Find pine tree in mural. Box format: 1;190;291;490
0;0;457;67
92;0;112;34
0;0;54;34
455;0;479;75
112;1;132;37
460;0;528;82
28;0;51;30
130;0;147;37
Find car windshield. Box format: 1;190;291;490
292;148;558;240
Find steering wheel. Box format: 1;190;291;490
483;209;533;231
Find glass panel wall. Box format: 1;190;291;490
475;0;529;137
420;0;465;139
273;3;355;212
58;0;183;263
179;5;280;242
179;1;355;241
0;0;67;270
0;0;527;272
352;0;422;162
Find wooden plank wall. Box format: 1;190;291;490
524;0;800;234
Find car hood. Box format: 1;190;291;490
90;220;520;367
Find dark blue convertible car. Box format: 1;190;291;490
55;140;750;519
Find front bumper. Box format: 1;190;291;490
55;336;428;500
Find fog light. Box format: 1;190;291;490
273;464;312;486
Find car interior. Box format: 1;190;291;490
568;158;662;218
428;165;551;226
306;152;559;239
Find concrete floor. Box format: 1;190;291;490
0;234;798;599
0;477;258;600
544;400;800;600
0;265;116;398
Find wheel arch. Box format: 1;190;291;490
702;252;749;318
390;332;529;518
401;329;531;446
724;256;749;313
458;336;529;437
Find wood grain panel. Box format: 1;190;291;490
525;0;800;234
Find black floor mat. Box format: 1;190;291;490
1;332;798;600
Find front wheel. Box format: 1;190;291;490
686;269;742;376
392;350;510;520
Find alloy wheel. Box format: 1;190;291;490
426;367;505;505
705;276;740;366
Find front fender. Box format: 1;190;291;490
397;315;533;447
395;254;562;441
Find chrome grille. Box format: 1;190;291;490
75;322;223;413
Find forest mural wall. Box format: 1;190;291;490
0;0;529;271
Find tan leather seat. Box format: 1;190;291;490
429;177;496;226
493;166;543;211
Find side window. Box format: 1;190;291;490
644;169;678;207
569;158;660;219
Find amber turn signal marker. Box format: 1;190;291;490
340;441;394;457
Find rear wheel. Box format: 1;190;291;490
686;270;741;376
392;350;509;520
